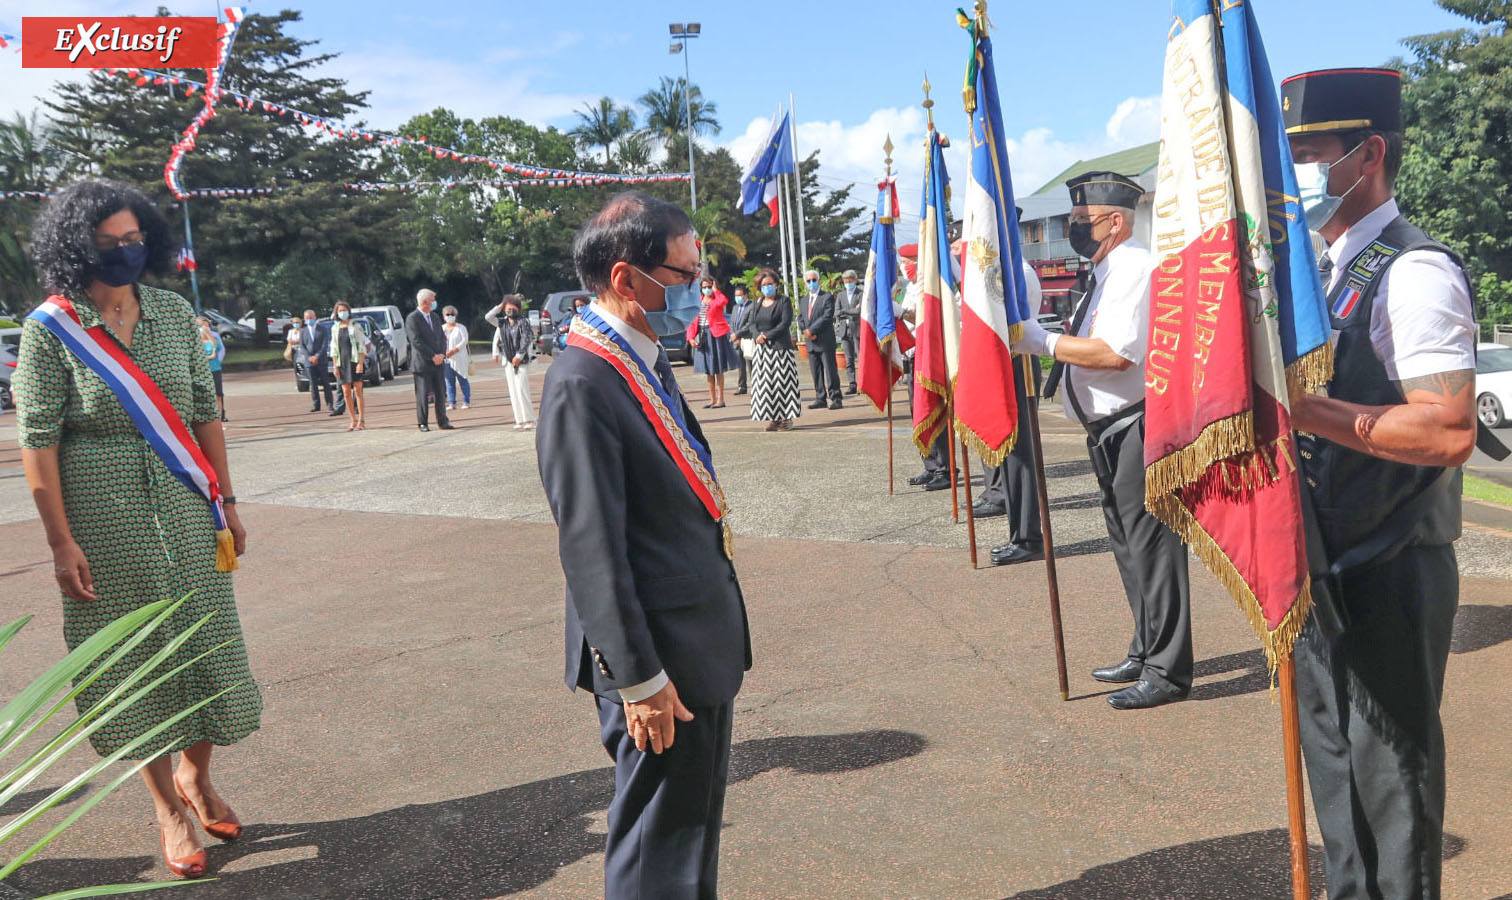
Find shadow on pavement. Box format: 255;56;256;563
1048;491;1103;513
1050;537;1112;560
1043;459;1094;480
1451;604;1512;654
11;729;926;900
1190;649;1270;702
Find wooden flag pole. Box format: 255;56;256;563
947;411;961;521
1278;655;1312;899
961;438;978;567
887;392;895;495
1022;362;1069;700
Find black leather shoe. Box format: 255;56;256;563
828;400;843;410
418;424;430;432
438;422;456;430
734;389;747;395
1107;679;1188;710
328;409;344;417
972;500;1007;519
845;387;857;396
990;542;1044;566
922;473;952;492
808;400;827;410
908;471;934;486
310;405;321;412
1091;658;1144;684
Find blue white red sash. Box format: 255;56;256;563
28;295;238;572
567;307;732;558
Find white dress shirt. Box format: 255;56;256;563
1064;240;1155;421
586;301;670;704
1322;198;1476;382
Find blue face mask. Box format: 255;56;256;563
805;279;819;292
96;241;147;287
633;265;700;315
1295;141;1365;230
761;284;777;298
337;310;350;320
304;316;316;326
701;286;714;296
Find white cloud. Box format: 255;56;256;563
0;0;125;122
1105;95;1162;146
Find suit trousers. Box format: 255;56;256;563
1092;417;1192;691
1295;544;1457;900
597;695;733;900
807;343;842;403
412;367;449;427
308;364;344;412
923;430;949;474
839;330;858;391
984;435;1042;547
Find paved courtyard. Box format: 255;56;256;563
1;359;1509;899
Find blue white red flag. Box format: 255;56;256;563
912;128;960;456
740;111;795;227
857;178;905;411
954;7;1030;465
1143;0;1332;667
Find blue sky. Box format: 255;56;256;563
0;0;1476;217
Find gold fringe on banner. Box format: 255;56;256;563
957;418;1017;469
1143;409;1256;508
1148;493;1312;677
1285;341;1335;404
912;375;952;458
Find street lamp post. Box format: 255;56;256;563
668;22;700;214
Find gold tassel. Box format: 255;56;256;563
1143;410;1256;507
1285;342;1335;404
957;418;1016;468
214;529;239;573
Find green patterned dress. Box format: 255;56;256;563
13;285;262;759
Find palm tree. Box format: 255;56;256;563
0;113;67;317
614;132;654;173
569;97;635;166
638;77;719;152
690;200;746;273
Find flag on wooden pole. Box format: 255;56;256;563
954;4;1032;466
912;87;961;457
858;141;906;411
1144;0;1332;670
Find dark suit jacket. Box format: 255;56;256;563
405;307;446;372
745;297;794;350
798;291;837;350
537;345;752;707
834;287;862;342
298;321;330;366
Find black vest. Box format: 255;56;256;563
1299;214;1466;566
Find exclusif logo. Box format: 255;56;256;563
22;17;217;68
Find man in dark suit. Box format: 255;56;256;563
799;268;843;409
405;289;453;432
537;191;752;900
834;268;862;396
298;309;344;416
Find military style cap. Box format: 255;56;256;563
1281;68;1402;135
1066;171;1142;209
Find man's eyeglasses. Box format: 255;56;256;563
654;260;704;285
94;231;147;252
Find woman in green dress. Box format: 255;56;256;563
14;180;262;879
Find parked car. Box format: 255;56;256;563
0;326;18;411
202;308;256;344
351;305;410;370
537;290;694;362
293;319;397;391
1475;341;1512;429
1036;312;1067;335
238;309;295;343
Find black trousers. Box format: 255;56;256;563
597;696;733;900
411;367;449;427
733;353;748;392
923;430;949;474
1092;417;1192;691
807;341;842;403
839;328;858;391
984;437;1042;547
1295;543;1457;900
308;363;344;412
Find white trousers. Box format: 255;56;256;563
503;362;535;425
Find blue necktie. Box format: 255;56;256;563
653;347;681;401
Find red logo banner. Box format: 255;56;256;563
22;17;217;68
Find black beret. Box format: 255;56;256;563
1066;171;1142;209
1281;68;1402;135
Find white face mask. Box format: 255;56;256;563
444;314;457;323
1294;141;1366;230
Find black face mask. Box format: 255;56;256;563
506;310;519;320
1068;219;1106;260
97;241;148;287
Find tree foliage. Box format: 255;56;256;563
1397;0;1512;326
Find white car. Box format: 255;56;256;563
352;305;410;370
1475;341;1512;429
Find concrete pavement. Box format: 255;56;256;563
0;359;1509;899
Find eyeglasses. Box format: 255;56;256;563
94;230;146;252
1067;213;1114;227
654;260;704;286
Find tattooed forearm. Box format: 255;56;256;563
1397;369;1474;399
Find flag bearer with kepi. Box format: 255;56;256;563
1284;67;1479;900
1015;172;1193;710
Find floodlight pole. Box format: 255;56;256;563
670;24;700;215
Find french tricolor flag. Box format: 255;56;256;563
739;111;795;227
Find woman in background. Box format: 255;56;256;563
687;274;736;409
328;300;367;431
744;268;800;431
441;305;471;410
487;294;537;430
196;316;227;422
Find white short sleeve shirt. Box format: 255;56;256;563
1323;199;1475;382
1064;241;1155;421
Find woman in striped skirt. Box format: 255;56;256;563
741;268;801;431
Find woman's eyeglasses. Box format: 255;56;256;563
94;231;147;252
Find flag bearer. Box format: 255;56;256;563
1284;67;1478;900
1015;172;1193;710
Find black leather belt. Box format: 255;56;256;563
1084;400;1145;445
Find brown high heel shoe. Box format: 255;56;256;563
175;778;243;841
160;827;209;878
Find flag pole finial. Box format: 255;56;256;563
883;134;894;177
923;74;936;130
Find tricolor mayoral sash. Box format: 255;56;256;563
567;307;733;559
28;295;238;572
